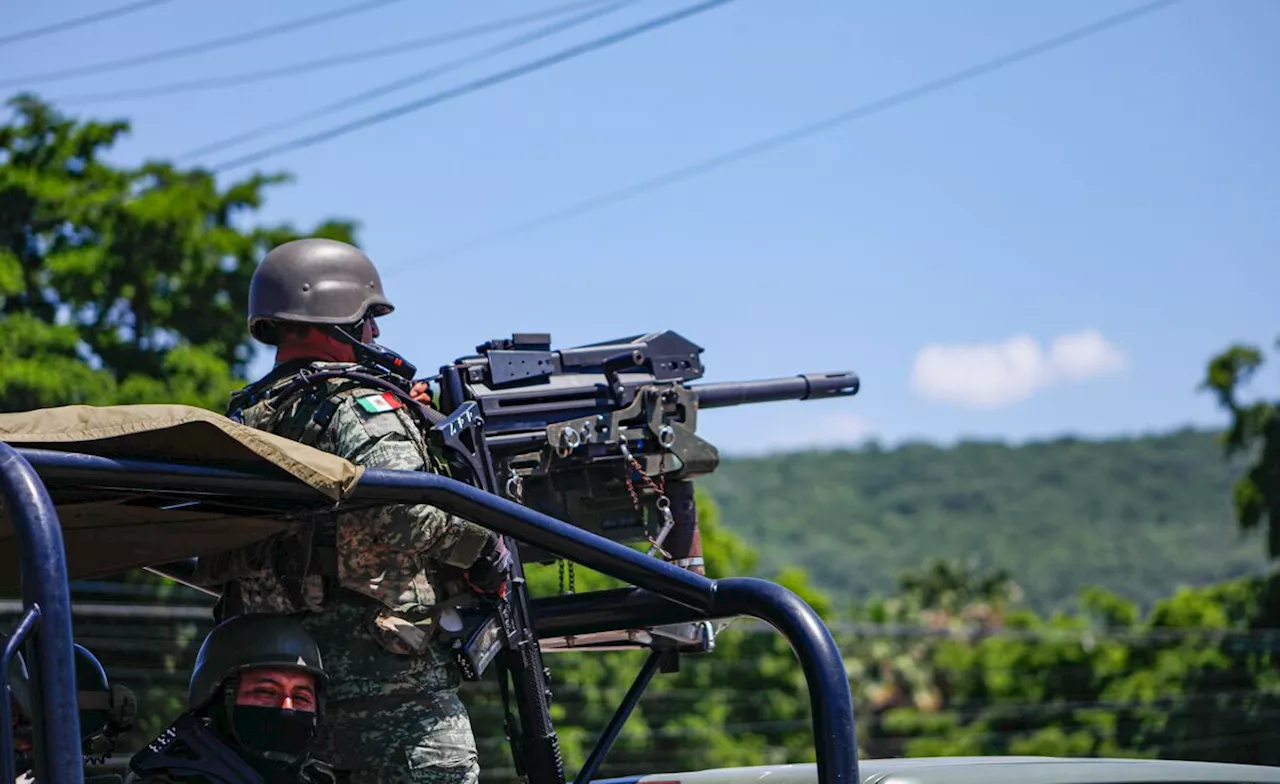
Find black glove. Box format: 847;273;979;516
464;532;513;597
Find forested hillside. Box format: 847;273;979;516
699;428;1265;612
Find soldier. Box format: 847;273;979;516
7;648;34;783
196;238;510;783
126;613;335;784
6;642;137;784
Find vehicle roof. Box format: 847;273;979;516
0;403;363;583
594;757;1280;784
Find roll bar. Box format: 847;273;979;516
1;444;860;784
0;443;85;784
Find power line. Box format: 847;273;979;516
0;0;177;47
0;0;410;89
203;0;740;173
390;0;1188;269
53;0;619;105
175;0;646;162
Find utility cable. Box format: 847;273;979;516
54;0;619;105
0;0;410;89
175;0;646;162
392;0;1188;268
0;0;176;47
204;0;739;172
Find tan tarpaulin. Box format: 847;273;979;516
0;404;365;583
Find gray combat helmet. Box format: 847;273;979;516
187;614;329;716
248;237;394;345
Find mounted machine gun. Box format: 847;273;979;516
428;330;858;571
413;330;857;783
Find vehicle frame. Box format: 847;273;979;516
0;404;858;784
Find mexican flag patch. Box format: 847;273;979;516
356;392;404;413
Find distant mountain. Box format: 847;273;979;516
697;428;1267;613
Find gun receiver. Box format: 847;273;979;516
428;331;859;562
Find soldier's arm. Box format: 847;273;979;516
325;393;493;569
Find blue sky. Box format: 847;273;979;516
5;0;1278;456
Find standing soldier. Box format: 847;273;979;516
196;238;511;783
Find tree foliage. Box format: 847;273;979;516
0;93;357;411
868;565;1280;765
1201;337;1280;558
698;428;1262;613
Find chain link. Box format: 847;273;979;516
619;436;673;558
558;558;576;595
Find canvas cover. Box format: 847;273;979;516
0;404;364;583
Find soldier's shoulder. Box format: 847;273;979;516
243;361;392;414
299;362;412;407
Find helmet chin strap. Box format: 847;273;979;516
328;323;418;380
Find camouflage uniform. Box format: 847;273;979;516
201;358;491;784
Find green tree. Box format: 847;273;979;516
858;560;1280;765
1201;337;1280;558
847;558;1021;759
699;429;1264;615
0;91;361;758
0;92;356;411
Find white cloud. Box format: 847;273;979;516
910;328;1127;409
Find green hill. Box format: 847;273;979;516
697;427;1268;613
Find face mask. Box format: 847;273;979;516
230;705;316;758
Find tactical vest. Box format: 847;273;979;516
203;361;483;653
127;713;336;784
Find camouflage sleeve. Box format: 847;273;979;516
325;392;492;569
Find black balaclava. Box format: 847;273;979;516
207;673;319;781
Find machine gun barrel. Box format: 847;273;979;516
688;371;859;409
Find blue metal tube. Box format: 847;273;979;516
15;448;714;611
0;443;84;784
354;466;715;611
712;578;858;784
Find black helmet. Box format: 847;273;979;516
187;615;328;769
248;237;394;345
75;643;111;739
187;614;328;714
74;644;137;763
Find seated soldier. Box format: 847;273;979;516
7;641;136;784
8;649;34;782
126;614;336;784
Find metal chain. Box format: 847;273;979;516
557;559;576;595
619;437;674;559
